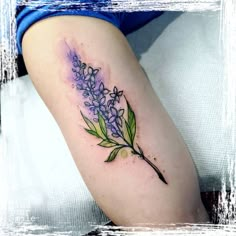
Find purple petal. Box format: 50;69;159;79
112;133;119;138
105;111;109;117
114;87;118;93
77;80;83;85
100;97;106;104
93;69;99;76
76;84;82;90
107;125;111;130
115;96;120;103
93;100;99;106
91;82;96;88
104;89;109;95
100;105;106;112
116;117;122;127
91;76;95;83
109;116;116;123
73;55;78;61
88;66;93;75
96;93;103;100
94;90;100;96
93;108;99;115
99;82;104;91
73;61;79;67
85;75;90;81
107;100;113;107
76;72;81;78
110;107;117;116
79;69;85;76
84;101;91;106
83;91;89;98
92;94;98;101
110;93;115;98
118;109;124;116
111;127;117;133
118;91;123;96
80;75;85;80
107;100;111;107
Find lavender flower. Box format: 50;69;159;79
70;52;168;185
73;60;79;68
72;68;81;81
94;82;109;97
72;56;87;80
78;61;86;78
75;79;84;90
108;107;124;127
110;87;123;103
82;80;96;97
85;66;99;83
88;97;106;115
71;55;121;136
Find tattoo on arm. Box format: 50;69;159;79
67;49;168;185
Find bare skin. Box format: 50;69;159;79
22;15;209;226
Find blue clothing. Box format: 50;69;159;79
16;1;163;54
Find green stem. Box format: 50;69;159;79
125;142;168;185
117;124;168;185
139;152;168;185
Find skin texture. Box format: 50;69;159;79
22;15;209;226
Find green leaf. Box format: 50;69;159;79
85;129;100;138
109;139;120;145
126;99;136;144
81;112;106;139
80;112;96;132
122;119;132;145
105;147;122;162
98;140;118;148
94;126;106;139
98;113;107;138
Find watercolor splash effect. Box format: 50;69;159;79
67;49;167;185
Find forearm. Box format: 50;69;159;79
22;16;208;226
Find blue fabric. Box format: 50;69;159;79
16;1;163;54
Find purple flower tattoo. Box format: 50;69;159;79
68;50;167;185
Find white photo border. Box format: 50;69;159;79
0;0;235;235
